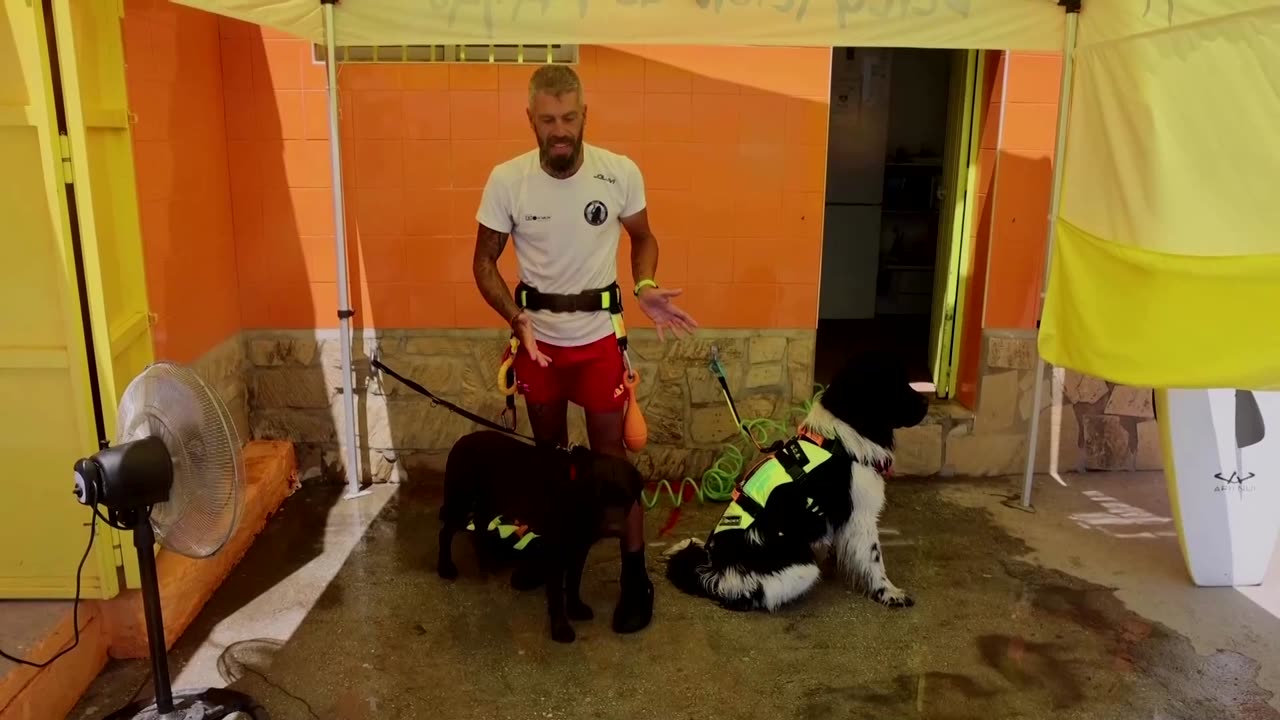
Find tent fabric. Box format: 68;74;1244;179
1061;5;1279;257
174;0;1065;50
1038;219;1280;392
1038;5;1280;390
1076;0;1277;47
172;0;1280;390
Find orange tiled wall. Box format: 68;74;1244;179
983;51;1061;329
124;0;240;363
215;24;831;330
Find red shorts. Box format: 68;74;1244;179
513;334;626;413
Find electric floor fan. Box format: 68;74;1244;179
72;361;260;719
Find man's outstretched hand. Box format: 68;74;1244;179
637;286;698;342
512;311;551;367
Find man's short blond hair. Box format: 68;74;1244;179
528;64;584;108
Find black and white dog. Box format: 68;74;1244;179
665;353;929;611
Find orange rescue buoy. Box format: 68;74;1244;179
623;368;647;452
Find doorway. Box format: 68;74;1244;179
815;48;983;397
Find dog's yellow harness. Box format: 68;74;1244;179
466;514;540;551
712;429;836;535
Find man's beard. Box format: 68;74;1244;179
539;131;584;175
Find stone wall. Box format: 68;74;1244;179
191;334;249;445
242;329;817;484
224;326;1157;482
936;329;1161;477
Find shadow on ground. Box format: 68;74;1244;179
73;475;1280;720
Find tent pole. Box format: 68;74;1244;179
1018;9;1079;510
322;0;368;501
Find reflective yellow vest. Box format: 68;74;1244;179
466;514;540;551
713;438;832;534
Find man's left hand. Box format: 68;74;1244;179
637;286;697;341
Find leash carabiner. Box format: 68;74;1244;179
499;405;517;432
497;335;519;396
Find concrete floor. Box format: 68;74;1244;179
69;472;1280;720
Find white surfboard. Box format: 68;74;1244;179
1158;388;1280;587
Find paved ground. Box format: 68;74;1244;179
71;472;1280;720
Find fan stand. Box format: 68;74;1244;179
103;508;262;720
73;363;262;719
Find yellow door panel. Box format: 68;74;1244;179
928;50;981;398
946;52;987;399
50;0;155;589
51;0;153;426
0;0;121;600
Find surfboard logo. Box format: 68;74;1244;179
1214;390;1264;498
1214;469;1257;497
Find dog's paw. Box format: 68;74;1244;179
437;562;459;580
550;620;576;644
567;599;594;621
871;585;914;608
661;538;701;559
612;577;655;634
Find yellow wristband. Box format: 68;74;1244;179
634;279;658;296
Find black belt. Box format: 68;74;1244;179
515;281;624;315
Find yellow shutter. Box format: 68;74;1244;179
0;0;153;599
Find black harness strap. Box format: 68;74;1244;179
370;354;538;444
758;434;851;484
515;281;624;315
730;488;767;520
774;437;814;481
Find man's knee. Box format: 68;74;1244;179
585;409;626;457
527;401;569;445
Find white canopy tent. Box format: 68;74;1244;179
170;0;1280;504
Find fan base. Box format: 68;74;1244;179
104;687;262;720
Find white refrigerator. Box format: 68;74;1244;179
819;48;893;321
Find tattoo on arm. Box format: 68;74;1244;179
624;211;659;284
631;231;658;285
473;225;520;324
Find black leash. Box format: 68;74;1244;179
369;353;538;444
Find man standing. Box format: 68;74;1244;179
473;64;696;634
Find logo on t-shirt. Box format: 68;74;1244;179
583;200;608;227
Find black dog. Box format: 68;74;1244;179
438;430;642;643
665;353;929;611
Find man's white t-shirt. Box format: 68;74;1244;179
476;143;646;347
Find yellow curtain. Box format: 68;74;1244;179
1039;5;1280;390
